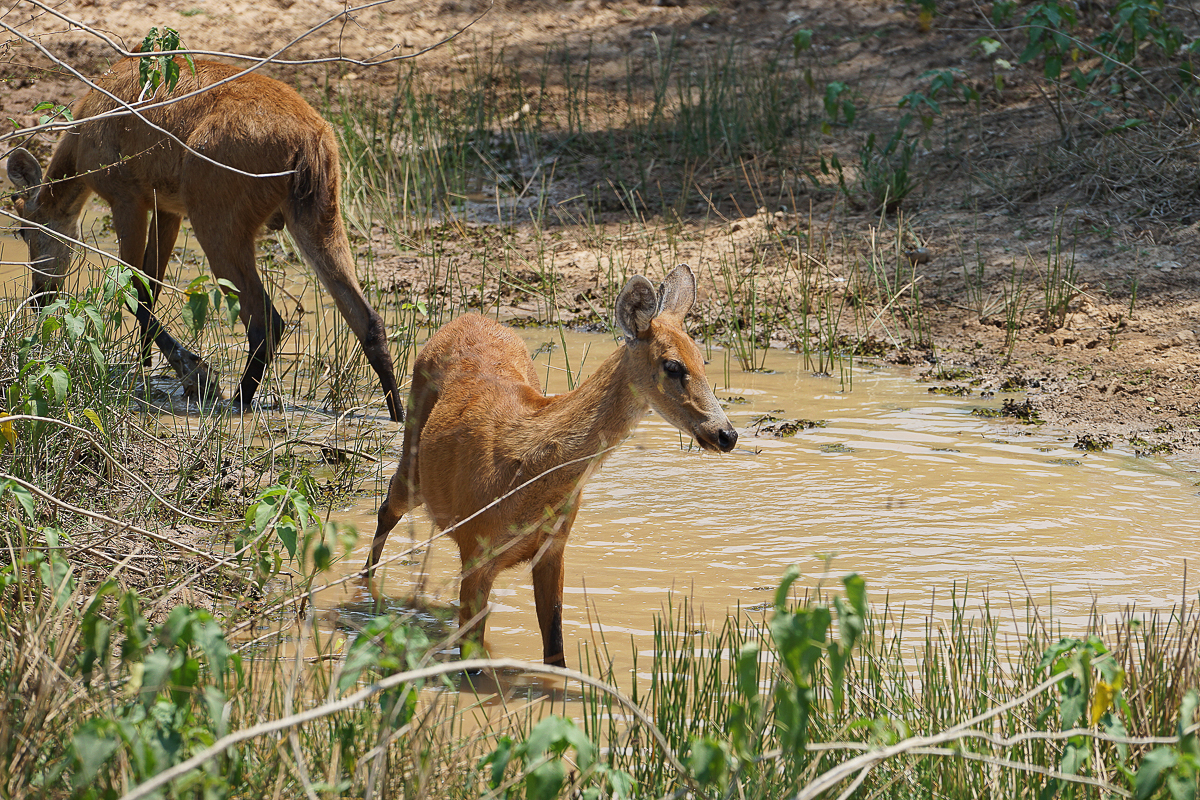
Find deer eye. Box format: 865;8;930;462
663;359;686;380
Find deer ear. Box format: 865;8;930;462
7;148;43;202
616;274;658;340
655;264;696;323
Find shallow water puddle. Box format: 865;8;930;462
319;330;1199;678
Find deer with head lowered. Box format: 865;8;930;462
6;57;403;421
364;264;737;666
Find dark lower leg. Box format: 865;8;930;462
135;304;220;401
533;555;566;667
360;309;403;422
234;304;285;408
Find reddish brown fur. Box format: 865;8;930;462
364;265;737;666
7;58;402;420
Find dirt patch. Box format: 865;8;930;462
3;0;1200;461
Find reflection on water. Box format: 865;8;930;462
318;330;1199;679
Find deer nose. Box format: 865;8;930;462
717;426;738;452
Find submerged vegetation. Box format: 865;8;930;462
2;0;1200;796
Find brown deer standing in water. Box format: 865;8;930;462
6;57;403;421
363;264;738;666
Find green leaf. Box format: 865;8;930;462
72;719;121;788
1177;689;1198;741
182;290;209;337
2;479;37;522
840;573;868;628
78;580;118;682
38;547;75;611
793;29;813;54
774;564;801;611
523;716;577;760
1166;772;1197;800
313;542;332;571
214;280;241;328
525;760;566;800
1104;118;1146;134
253;494;282;536
829;640;846;711
604;768;635;799
1135;747;1179;799
193;618;233;679
687;737;729;789
158;605;194;648
338;636;382;694
977;37;1002;56
87;339;107;371
276;519;298;560
1044;54;1063;80
1060;740;1088;776
41;366;69;404
203;686;229;738
735;641;759;700
63;311;86;341
140;648;182;702
1105;713;1130;762
481;736;515;789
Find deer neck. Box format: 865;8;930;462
39;142;90;222
525;343;648;470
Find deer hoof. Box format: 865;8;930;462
180;358;223;404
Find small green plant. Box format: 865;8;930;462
858;133;916;212
1019;0;1079;82
31;101;73;125
482;716;635;799
1041;212;1080;332
821;81;857;132
137;27;195;95
1134;690;1199;799
713;256;768;372
1002;258;1032;360
235;474;352;589
1034;635;1131;795
180;276;241;342
68;594;242;799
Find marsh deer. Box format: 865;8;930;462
364;264;737;666
6;57;403;421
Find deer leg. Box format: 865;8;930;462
323;279;402;422
364;381;436;579
137;209;181;363
233;285;286;410
110;202;153;347
111;202;213;401
285;223;402;421
191;220;283;410
457;540;499;659
366;461;419;578
141;211;221;401
532;539;568;667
